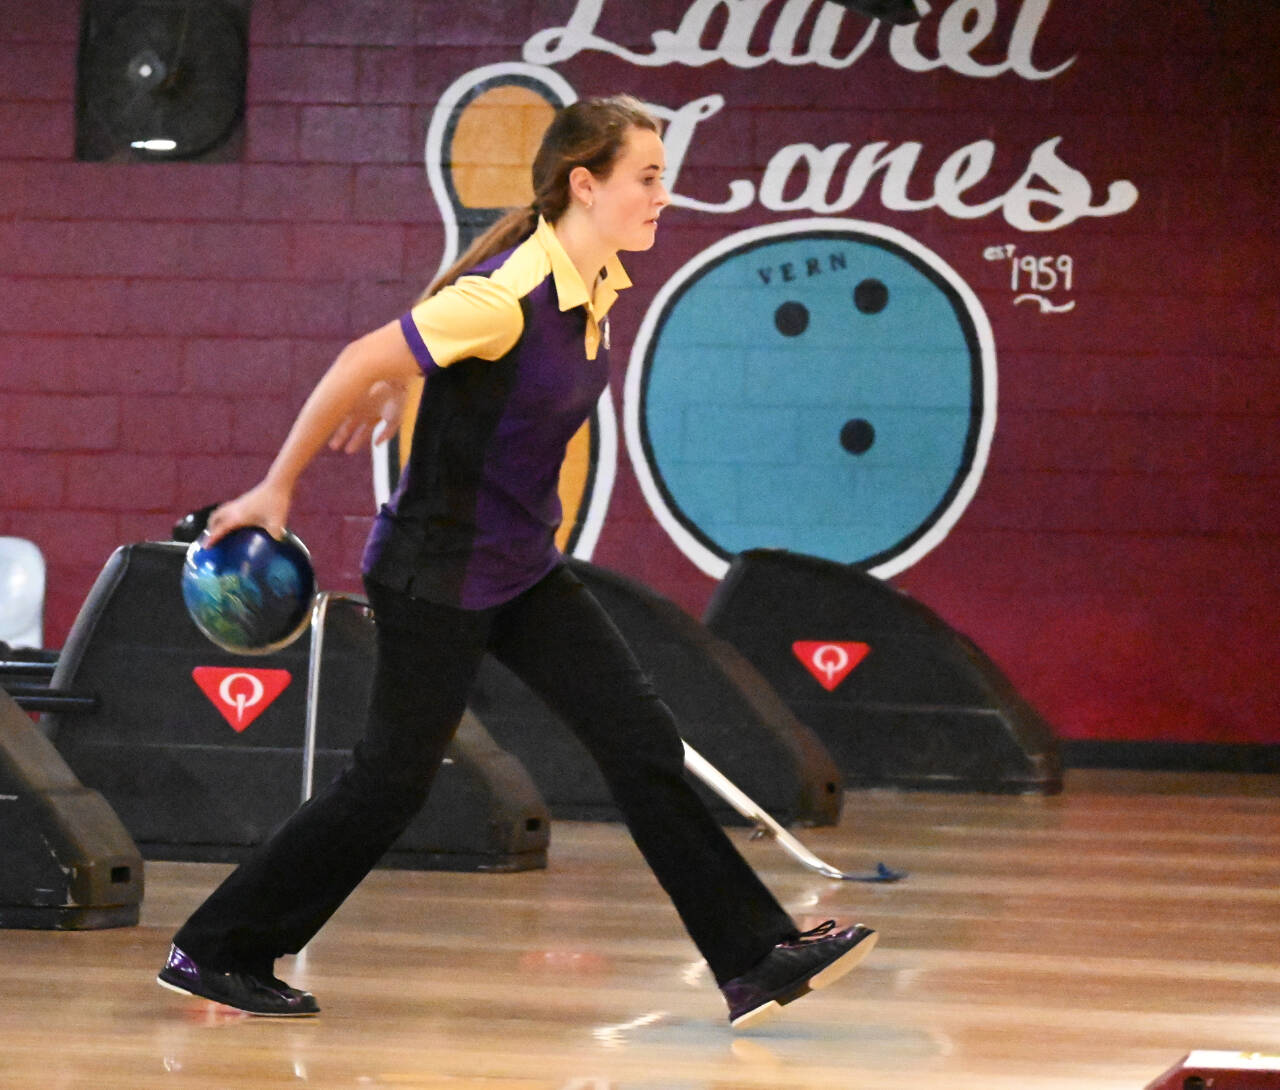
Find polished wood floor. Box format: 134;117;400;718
2;770;1278;1089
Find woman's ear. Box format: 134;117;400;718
568;165;596;209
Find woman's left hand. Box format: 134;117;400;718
327;379;406;453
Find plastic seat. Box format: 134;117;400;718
0;537;45;649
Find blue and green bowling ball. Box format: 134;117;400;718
181;527;315;655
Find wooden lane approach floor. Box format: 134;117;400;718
1;770;1277;1089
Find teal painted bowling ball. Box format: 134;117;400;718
628;220;995;580
181;527;315;655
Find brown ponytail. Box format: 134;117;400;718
421;94;660;301
419;206;537;301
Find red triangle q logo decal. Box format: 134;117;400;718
192;667;292;732
792;641;870;692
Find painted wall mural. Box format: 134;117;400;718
390;0;1130;581
362;0;1270;752
2;0;1275;753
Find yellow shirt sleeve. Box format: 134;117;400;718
401;274;525;372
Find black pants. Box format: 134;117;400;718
174;565;797;985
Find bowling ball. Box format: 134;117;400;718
181;527;315;655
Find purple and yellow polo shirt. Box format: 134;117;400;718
362;217;631;609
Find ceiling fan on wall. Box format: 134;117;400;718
75;0;250;162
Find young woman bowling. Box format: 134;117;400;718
157;95;877;1030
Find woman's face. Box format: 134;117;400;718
590;127;670;253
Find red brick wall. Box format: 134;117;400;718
2;1;1277;747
